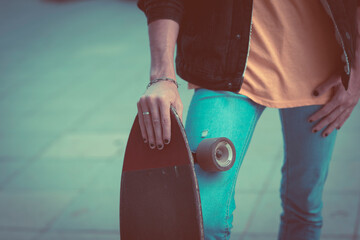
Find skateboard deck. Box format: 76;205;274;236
120;106;204;240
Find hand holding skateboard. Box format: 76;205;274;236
120;105;236;239
136;80;183;150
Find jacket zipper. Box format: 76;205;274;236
241;3;254;79
322;0;350;76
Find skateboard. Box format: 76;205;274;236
120;105;236;240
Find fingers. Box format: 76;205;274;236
137;95;173;150
308;98;338;123
148;97;164;150
313;74;341;96
311;105;342;137
159;100;171;145
139;98;156;149
321;108;351;136
137;101;148;144
336;108;352;130
136;80;183;150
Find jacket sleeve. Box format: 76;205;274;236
137;0;184;26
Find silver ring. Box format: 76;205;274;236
142;111;150;115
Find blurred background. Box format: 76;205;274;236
0;0;359;239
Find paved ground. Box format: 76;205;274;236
0;1;359;239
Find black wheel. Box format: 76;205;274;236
195;137;236;172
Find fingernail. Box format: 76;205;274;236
309;119;313;123
313;129;318;133
144;138;147;143
150;143;155;149
164;139;169;144
157;144;163;150
324;133;328;137
313;90;319;96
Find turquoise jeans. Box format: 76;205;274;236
184;88;338;240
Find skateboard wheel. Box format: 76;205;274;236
196;137;236;172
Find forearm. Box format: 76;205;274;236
148;19;179;81
136;0;183;81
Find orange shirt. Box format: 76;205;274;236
188;0;342;108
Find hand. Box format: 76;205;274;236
137;80;183;150
308;69;360;137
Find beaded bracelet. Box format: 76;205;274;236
146;77;179;89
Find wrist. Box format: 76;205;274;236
150;68;176;82
147;77;179;89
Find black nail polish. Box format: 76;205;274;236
309;119;313;123
337;127;340;130
150;143;155;148
164;139;169;144
144;138;147;143
313;90;319;96
324;133;328;137
313;129;317;133
158;144;163;149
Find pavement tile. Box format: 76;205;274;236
355;196;360;237
241;233;278;240
41;133;126;159
231;193;259;236
248;108;283;151
36;231;119;240
233;109;284;193
245;192;282;234
0;85;59;118
5;113;80;135
323;159;360;193
49;190;119;232
0;133;54;159
236;232;355;240
85;159;123;192
235;156;281;193
35;80;112;116
1;160;107;192
74;112;128;133
337;107;360;133
266;161;283;193
0;230;39;240
331;132;360;162
0;191;77;229
229;232;243;240
0;160;28;186
319;235;353;239
321;193;359;236
243;192;358;237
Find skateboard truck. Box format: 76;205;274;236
192;137;236;172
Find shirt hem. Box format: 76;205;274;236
188;85;332;109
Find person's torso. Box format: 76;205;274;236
176;0;357;93
236;0;342;108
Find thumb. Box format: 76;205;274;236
313;74;341;96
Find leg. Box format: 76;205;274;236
185;88;265;240
278;105;338;240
